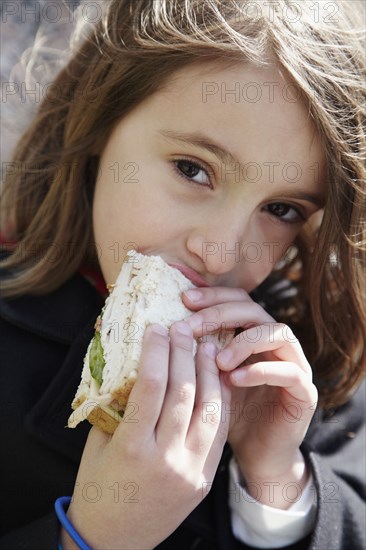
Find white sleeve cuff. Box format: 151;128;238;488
228;457;317;548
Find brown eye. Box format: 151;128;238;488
177;160;200;178
174;159;210;186
268;203;290;217
265;203;304;223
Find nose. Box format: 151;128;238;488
186;206;250;277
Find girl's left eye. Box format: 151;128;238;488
173;159;212;187
264;203;305;223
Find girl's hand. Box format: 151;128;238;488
63;322;230;550
183;287;318;509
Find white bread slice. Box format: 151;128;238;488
68;251;233;434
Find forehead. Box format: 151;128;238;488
159;61;308;117
105;61;327;195
149;62;324;147
144;61;326;167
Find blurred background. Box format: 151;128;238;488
0;0;89;163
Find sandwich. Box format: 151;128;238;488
67;251;233;434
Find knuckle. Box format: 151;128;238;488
259;363;267;379
237;287;250;301
145;330;170;351
271;322;285;338
204;408;221;427
171;331;193;352
201;360;220;379
146;324;169;338
309;383;318;403
251;302;263;315
290;368;304;386
160;449;189;480
171;384;195;403
212;306;222;324
141;373;164;393
201;307;222;327
150;336;170;353
123;440;141;460
216;420;229;445
167;407;186;430
302;362;313;378
153;331;170;343
280;323;296;341
193;439;208;456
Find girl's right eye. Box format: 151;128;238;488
173;158;212;188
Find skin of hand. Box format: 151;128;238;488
61;321;231;550
183;287;318;510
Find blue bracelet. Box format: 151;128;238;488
55;496;91;550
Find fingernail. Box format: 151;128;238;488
184;289;202;302
217;348;232;366
149;324;168;336
203;342;217;358
174;321;192;336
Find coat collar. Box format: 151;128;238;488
0;271;105;463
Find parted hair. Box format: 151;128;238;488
0;0;365;408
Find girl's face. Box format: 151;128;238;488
93;62;326;291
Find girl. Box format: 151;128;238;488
0;1;365;549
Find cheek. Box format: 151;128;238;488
92;178;129;281
93;159;142;234
240;239;292;292
92;181;118;246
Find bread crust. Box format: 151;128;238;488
111;377;136;411
69;395;122;434
86;405;120;435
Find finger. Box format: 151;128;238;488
156;322;196;445
118;324;170;441
184;301;274;337
230;361;318;405
216;323;311;376
201;370;232;479
187;343;229;458
83;425;111;454
182;286;252;310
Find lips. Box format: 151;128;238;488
168;263;210;287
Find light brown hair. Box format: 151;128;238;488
1;0;365;408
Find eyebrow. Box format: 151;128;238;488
158;128;239;168
157;128;325;208
272;191;325;208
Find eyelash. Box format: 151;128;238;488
171;157;306;224
172;157;213;188
264;203;305;224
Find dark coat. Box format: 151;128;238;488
0;270;365;550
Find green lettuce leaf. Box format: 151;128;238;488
89;331;105;386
